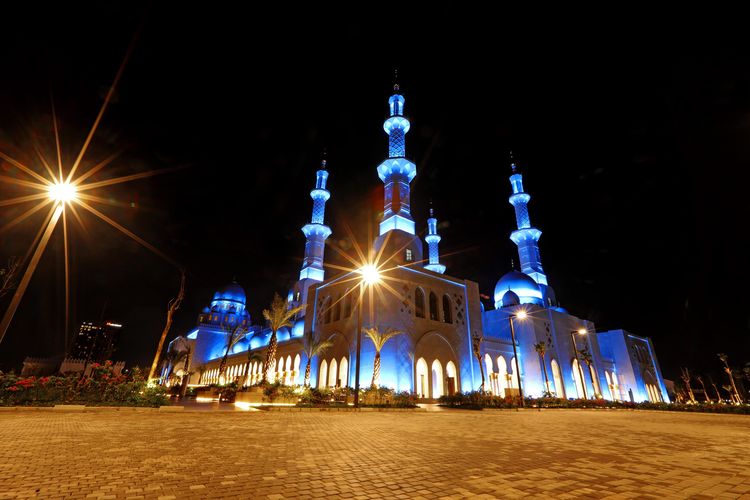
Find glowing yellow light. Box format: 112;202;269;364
48;182;77;202
515;310;528;320
577;328;587;335
360;264;381;285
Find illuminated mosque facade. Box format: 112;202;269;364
169;85;669;403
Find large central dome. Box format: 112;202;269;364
212;281;247;308
494;270;543;308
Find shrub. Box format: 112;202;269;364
0;363;169;407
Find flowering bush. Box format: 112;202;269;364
0;363;169;407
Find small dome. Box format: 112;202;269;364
494;271;543;308
212;281;246;306
501;290;520;307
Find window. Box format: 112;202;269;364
429;292;438;321
344;291;352;318
405;248;413;262
415;288;425;318
333;294;341;322
324;297;332;324
442;295;452;323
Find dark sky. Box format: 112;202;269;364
1;5;749;382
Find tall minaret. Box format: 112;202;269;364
378;81;416;236
508;154;548;286
424;206;446;274
373;78;424;265
296;157;332;308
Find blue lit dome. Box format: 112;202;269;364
494;271;543;308
212;281;246;306
501;290;520;307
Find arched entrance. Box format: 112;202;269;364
416;358;429;398
446;361;458;395
431;359;444;398
551;359;565;398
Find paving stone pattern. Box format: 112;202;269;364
1;409;749;499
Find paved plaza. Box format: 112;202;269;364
1;408;749;499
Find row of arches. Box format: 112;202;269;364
414;289;453;323
318;357;349;388
645;382;663;402
484;354;521;397
414;358;458;398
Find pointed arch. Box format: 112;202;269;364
416;357;429;397
415;288;425;318
551;358;564;398
294;354;301;385
328;358;338;387
497;356;508;396
446;361;458;396
442;295;453;323
484;354;494;395
339;357;349;387
509;357;519;389
431;359;444;398
572;358;585;398
429;292;439;321
319;360;328;389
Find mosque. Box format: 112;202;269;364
164;84;669;403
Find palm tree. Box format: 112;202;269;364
363;327;404;387
534;341;551;396
218;323;248;383
680;367;696;403
471;331;485;392
579;347;598;398
717;353;743;403
708;375;723;403
302;331;333;387
696;375;711;403
243;351;264;387
262;293;306;383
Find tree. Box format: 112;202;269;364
0;257;20;299
363;327;404;387
471;331;485;392
262;293;306;383
579;347;598;398
534;341;551;396
219;323;248;383
148;270;186;382
680;368;696;403
243;350;264;387
696;375;711;403
302;331;333;387
708;375;723;403
717;353;743;404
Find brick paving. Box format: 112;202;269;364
1;408;749;499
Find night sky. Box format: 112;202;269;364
1;5;749;382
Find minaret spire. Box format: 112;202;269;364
507;154;548;286
377;81;416;235
424;203;446;274
297;154;332;305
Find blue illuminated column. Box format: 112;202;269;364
299;159;332;286
424;208;446;274
378;84;416;236
508;160;548;286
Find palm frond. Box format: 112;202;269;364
263;293;307;331
363;326;404;352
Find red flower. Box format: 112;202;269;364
7;386;19;392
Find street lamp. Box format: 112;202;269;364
570;328;588;399
353;264;381;407
508;309;527;407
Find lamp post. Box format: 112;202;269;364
508;309;527;407
353;264;380;408
570;328;588;399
